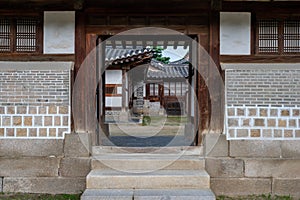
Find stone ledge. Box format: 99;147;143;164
203;134;228;157
273;178;300;199
0;139;64;157
281;141;300;158
206;158;244;178
245;159;300;178
211;178;272;196
229;140;281;158
3;177;85;194
59;157;91;177
64;133;91;157
0;157;59;177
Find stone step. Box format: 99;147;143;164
92;154;205;171
86;169;210;189
92;146;203;156
81;189;216;200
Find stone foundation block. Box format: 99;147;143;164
64;133;90;157
60;157;91;177
245;159;300;178
229;140;281;158
3;177;85;194
211;178;271;196
0;139;63;157
203;134;228;157
0;157;59;177
206;158;244;178
273;178;300;199
0;177;2;193
281;141;300;158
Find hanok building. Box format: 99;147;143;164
0;0;299;199
104;47;189;120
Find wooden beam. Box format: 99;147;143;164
220;55;300;63
0;54;74;61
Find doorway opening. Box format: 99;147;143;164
96;34;198;147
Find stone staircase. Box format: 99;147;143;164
81;146;215;200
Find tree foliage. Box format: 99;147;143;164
153;47;170;64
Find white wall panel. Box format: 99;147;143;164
44;11;75;54
220;12;251;55
105;70;122;84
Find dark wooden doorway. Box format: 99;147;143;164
93;33;200;147
74;9;218;146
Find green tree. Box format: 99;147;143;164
153;47;170;64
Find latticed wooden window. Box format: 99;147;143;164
0;17;42;53
258;20;279;54
0;19;11;52
257;19;300;54
284;20;300;53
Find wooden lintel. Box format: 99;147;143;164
0;54;75;61
220;55;300;63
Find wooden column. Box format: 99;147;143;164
86;34;98;144
122;68;127;111
75;11;86;77
209;11;224;133
197;33;210;144
73;11;86;133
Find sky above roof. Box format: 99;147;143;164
162;46;189;62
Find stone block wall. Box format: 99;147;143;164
0;133;91;194
204;134;300;198
223;63;300;140
0;62;72;138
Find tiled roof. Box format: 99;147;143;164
147;59;189;79
105;47;153;66
105;47;189;79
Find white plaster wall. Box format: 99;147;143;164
106;97;122;107
220;12;251;55
105;70;122;84
44;11;75;54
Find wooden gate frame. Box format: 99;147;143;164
73;11;223;145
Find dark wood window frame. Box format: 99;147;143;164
256;15;300;55
105;84;122;97
163;81;187;97
149;83;160;96
0;14;43;54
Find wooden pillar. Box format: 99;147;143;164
75;11;86;77
122;68;127;111
86;34;98;144
73;11;86;133
209;10;224;133
159;83;164;108
197;33;210;144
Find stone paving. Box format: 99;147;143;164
102;117;194;147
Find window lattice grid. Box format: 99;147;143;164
149;83;159;96
284;20;300;53
0;19;11;52
16;18;38;52
258;20;279;53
